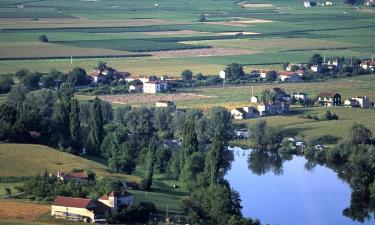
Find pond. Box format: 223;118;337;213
225;147;374;225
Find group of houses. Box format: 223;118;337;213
250;69;306;83
51;171;134;223
249;58;375;83
231;88;290;119
231;87;374;120
88;66;168;94
303;1;333;8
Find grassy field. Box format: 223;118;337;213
0;143;185;215
0;0;374;75
233;107;375;146
0;143;138;181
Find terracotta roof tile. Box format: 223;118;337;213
52;196;93;208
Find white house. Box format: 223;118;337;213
156;100;175;109
317;92;341;107
278;71;302;82
257;102;289;116
125;76;150;83
360;60;375;71
143;81;168;94
231;106;259;120
129;84;143;92
344;96;371;108
286;63;303;71
310;65;321;73
259;70;267;79
51;191;134;223
251;96;259;103
88;70;105;83
291;92;308;102
57;171;87;183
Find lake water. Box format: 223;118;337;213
225;147;374;225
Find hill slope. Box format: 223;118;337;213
0;144;137;181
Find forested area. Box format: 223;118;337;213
0;73;264;224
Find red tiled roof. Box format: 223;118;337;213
89;70;101;77
64;172;87;179
318;92;338;97
279;71;297;76
52;196;93;208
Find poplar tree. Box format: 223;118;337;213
69;98;81;154
88;97;104;156
180;118;198;170
207;135;224;185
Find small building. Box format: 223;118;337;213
125;76;150;84
273;88;291;102
52;191;134;223
57;171;87;183
51;196;109;223
98;191;134;213
251;96;259;103
259;70;267;79
231;106;259;120
317;92;341;107
344;96;371;108
249;70;261;78
156;100;175;109
129;84;143;93
286;63;303;72
257;102;289;116
88;70;105;83
291;92;308;103
360;60;375;71
365;0;374;6
143;81;168;94
278;71;302;82
310;65;322;73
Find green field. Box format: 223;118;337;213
233;107;375;146
0;143;185;214
0;0;374;75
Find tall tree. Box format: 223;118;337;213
69;99;81;154
53;82;73;148
87;97;104;156
208;107;233;145
180;117;199;170
207;135;224;185
248;120;267;150
260;89;276;104
146;138;157;181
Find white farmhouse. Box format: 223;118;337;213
143;81;168;94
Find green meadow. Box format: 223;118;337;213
0;0;374;75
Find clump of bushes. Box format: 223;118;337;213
38;35;48;42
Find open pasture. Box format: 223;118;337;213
81;92;212;105
175;75;375;110
0;0;374;75
0;143;139;182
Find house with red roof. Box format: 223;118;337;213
278;71;302;82
51;196;109;223
57;171;88;183
51;191;134;223
317;92;341;107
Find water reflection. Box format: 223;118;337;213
247;150;284;176
225;147;375;225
